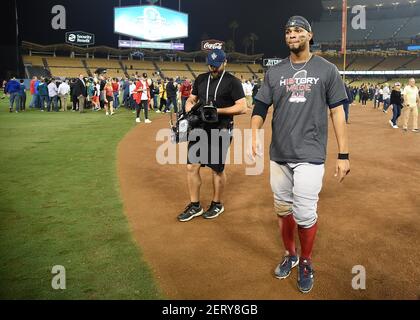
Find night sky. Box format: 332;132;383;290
10;0;323;58
1;0;324;78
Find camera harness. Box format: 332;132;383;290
206;70;226;106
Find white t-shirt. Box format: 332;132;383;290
242;82;253;96
129;83;136;95
58;82;70;96
383;86;390;100
140;80;148;101
48;82;58;97
403;85;419;106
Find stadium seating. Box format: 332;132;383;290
402;57;420;69
23;55;44;66
372;56;414;70
49;67;86;78
156;62;195;79
347;56;385;71
47;57;84;68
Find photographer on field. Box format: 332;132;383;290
177;49;247;222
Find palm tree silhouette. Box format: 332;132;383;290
243;36;251;55
249;33;259;55
229;20;239;50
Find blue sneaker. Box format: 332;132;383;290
274;255;299;279
297;259;315;293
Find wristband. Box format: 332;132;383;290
338;153;349;160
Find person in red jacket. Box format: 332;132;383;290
179;78;192;114
29;76;38;108
134;73;152;124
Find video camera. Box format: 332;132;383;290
170;101;219;144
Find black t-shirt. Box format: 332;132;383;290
100;80;106;91
192;71;245;128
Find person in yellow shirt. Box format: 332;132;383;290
158;80;167;113
402;78;420;132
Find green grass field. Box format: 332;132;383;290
0;94;162;299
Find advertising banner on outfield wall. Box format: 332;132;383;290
118;40;184;50
65;31;95;46
201;40;225;51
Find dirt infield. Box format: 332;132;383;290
118;104;420;300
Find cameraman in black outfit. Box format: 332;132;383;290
177;49;247;222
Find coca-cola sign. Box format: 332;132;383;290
201;39;225;51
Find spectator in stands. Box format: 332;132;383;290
112;78;120;109
361;85;369;106
382;83;391;113
343;82;353;124
73;74;87;113
99;74;107;110
242;79;253;109
402;78;419;133
389;82;403;129
166;78;178;113
70;78;79;111
378;86;384;110
373;85;379;108
252;79;261;106
91;80;100;111
152;80;160;112
29;76;38;108
47;79;59;112
122;78;130;108
5;76;21;113
58;79;70;111
352;87;358;103
149;79;156;111
129;79;136;111
119;78;125;106
38;78;49;112
18;80;26;111
104;80;115;116
357;85;362;103
35;76;41;108
134;73;152;123
158;80;167;113
179;78;192;114
86;80;93;109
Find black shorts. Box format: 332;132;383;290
187;127;233;173
106;96;113;103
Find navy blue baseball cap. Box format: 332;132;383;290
285;15;314;45
207;49;226;68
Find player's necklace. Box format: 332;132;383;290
289;53;312;71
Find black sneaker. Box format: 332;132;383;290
177;203;203;222
203;202;224;219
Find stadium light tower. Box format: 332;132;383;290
341;0;348;82
14;0;20;77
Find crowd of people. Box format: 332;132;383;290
2;73;418;132
346;79;419;132
1;72;264;124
